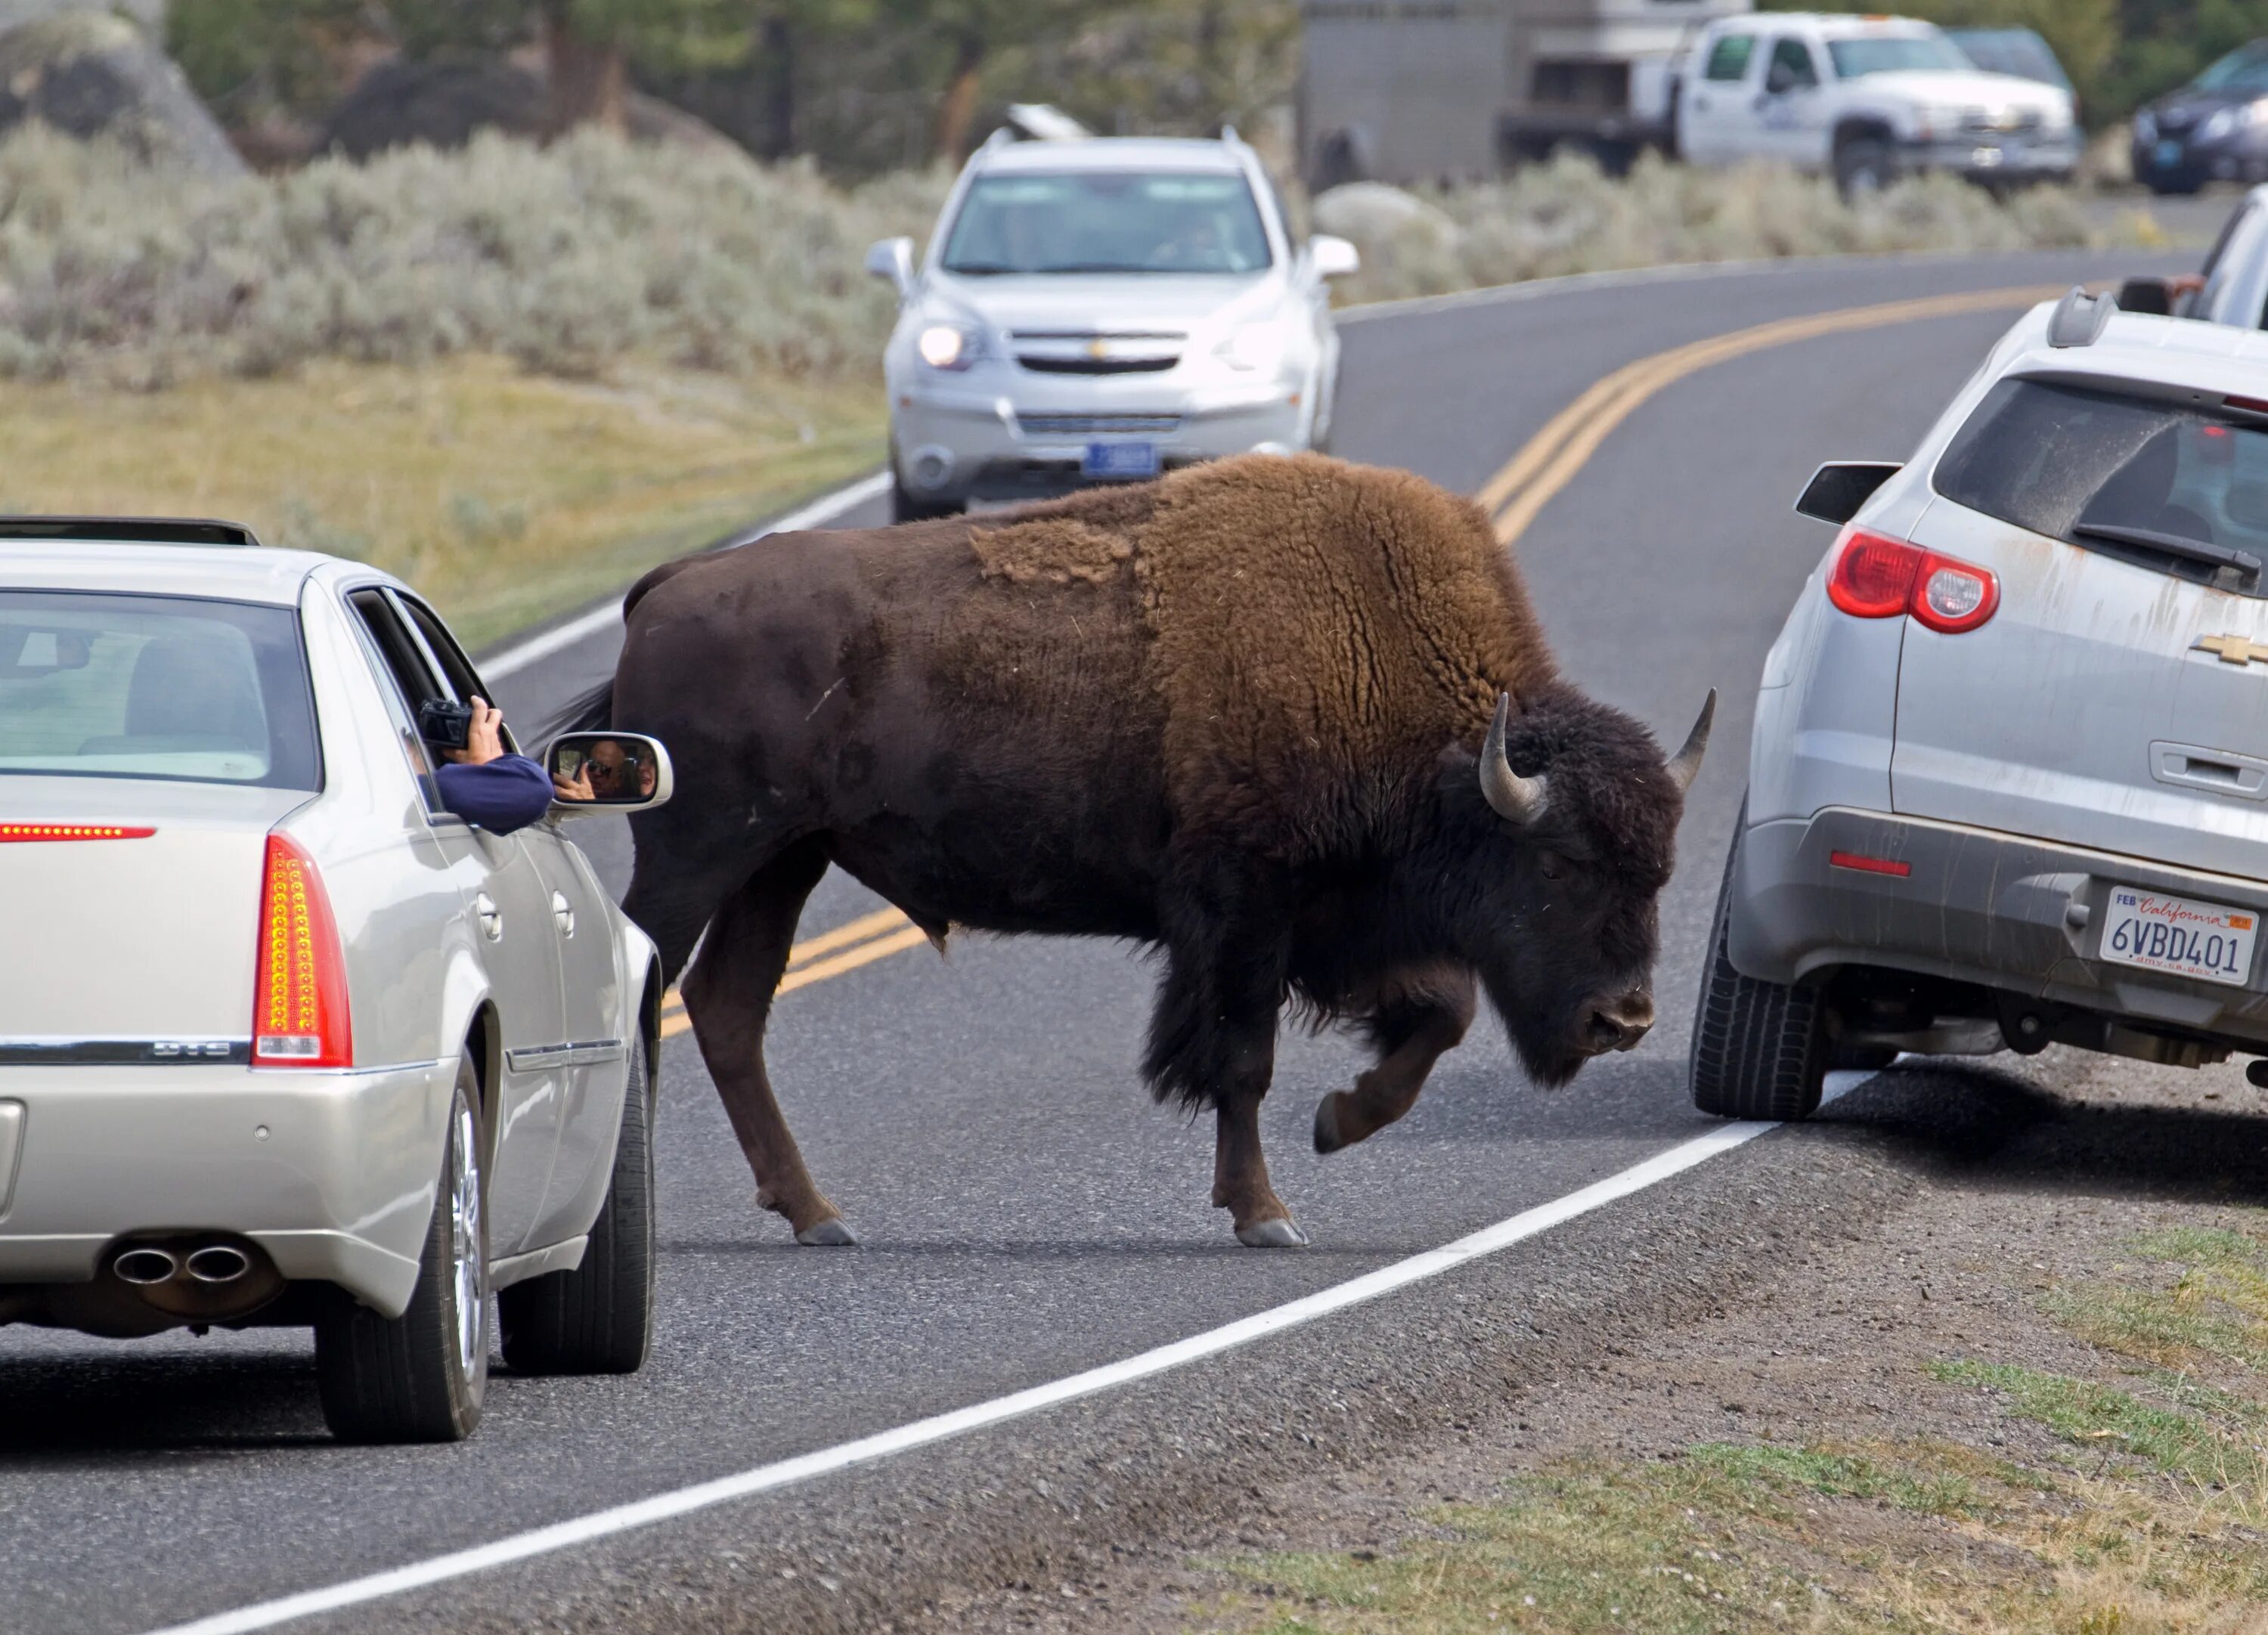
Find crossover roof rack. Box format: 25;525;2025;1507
0;516;262;547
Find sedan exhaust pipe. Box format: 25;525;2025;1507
184;1245;252;1284
113;1246;179;1286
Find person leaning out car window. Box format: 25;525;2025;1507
433;695;555;835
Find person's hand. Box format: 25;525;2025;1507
552;763;596;801
443;696;506;766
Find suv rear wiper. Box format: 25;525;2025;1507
2072;522;2263;586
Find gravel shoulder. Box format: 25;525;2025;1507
906;1051;2268;1635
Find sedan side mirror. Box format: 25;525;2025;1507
1794;461;1902;525
1309;234;1360;280
865;236;916;298
545;732;674;816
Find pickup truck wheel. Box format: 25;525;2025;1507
1689;816;1828;1121
498;1039;655;1376
1834;137;1898;200
315;1057;488;1442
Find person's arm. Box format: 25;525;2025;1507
435;755;555;836
433;695;556;837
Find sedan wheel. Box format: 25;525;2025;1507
315;1053;490;1442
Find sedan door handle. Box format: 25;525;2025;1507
551;890;575;939
473;892;503;942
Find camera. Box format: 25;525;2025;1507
417;698;473;751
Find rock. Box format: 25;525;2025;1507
318;58;742;160
0;14;246;175
1310;181;1458;249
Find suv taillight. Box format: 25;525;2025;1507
1826;527;1999;634
252;833;352;1068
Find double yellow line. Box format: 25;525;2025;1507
653;280;2068;1036
1477;284;2068;546
657;907;928;1039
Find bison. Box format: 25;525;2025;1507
563;454;1710;1247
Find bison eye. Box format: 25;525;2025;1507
1536;851;1567;881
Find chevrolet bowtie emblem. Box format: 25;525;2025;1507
2195;633;2268;666
1086;339;1110;359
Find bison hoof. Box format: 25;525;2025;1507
1236;1216;1310;1249
1312;1092;1349;1156
795;1216;858;1247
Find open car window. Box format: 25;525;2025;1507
345;588;450;811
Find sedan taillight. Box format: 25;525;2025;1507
1826;526;1999;634
252;833;352;1068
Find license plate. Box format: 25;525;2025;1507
2100;888;2257;987
1083;441;1159;480
2156;138;2185;167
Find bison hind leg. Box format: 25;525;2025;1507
1313;968;1477;1155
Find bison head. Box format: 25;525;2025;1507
1433;685;1712;1088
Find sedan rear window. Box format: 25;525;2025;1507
941;172;1272;277
1935;379;2268;596
0;592;320;787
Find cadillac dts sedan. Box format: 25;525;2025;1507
0;518;672;1443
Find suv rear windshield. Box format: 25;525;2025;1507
1935;379;2268;596
0;591;321;787
941;172;1272;277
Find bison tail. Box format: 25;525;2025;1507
544;678;615;740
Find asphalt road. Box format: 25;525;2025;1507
0;246;2196;1635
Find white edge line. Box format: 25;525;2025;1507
147;1119;1774;1635
479;472;893;682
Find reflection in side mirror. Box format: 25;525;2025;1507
1309;234;1360;280
1794;461;1902;526
545;731;674;816
864;236;916;297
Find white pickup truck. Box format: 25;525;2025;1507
1673;12;2080;197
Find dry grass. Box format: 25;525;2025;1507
0;357;884;648
1194;1219;2268;1635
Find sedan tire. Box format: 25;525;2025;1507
1689;813;1828;1122
315;1054;489;1443
498;1040;655;1376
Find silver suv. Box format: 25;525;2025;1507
865;130;1358;522
1697;290;2268;1118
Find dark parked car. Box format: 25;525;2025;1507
2133;39;2268;195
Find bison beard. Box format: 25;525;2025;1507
585;453;1709;1248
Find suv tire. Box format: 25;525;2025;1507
1690;812;1829;1121
316;1055;488;1442
498;1039;656;1376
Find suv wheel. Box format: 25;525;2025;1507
316;1055;488;1442
499;1039;656;1375
1833;136;1898;200
1689;813;1830;1121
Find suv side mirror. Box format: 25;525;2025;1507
545;732;674;816
865;237;916;298
1309;234;1360;280
1795;461;1902;525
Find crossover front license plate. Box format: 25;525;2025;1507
2100;888;2258;987
1083;441;1160;480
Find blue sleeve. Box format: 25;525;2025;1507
435;754;555;837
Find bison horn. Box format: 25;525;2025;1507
1479;693;1548;825
1665;689;1717;795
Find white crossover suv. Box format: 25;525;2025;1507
0;519;673;1442
1696;290;2268;1118
866;129;1359;522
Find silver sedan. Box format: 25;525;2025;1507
0;517;672;1442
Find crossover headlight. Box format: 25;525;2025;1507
916;322;981;371
1216;321;1289;374
2201;101;2268;144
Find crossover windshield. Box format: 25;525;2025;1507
2196;42;2268;94
1935;379;2268;596
1829;36;1969;78
0;591;321;786
940;172;1272;277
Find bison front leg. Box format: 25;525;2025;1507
1314;971;1477;1155
680;837;855;1246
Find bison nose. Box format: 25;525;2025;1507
1585;993;1656;1054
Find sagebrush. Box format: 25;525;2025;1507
0;127;2117;390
